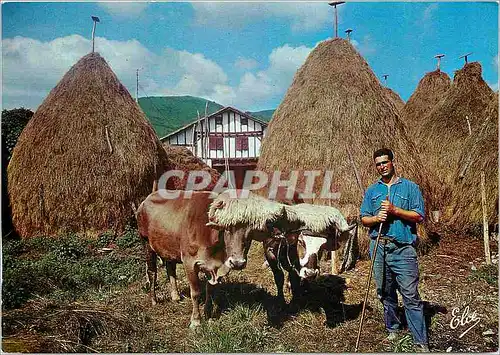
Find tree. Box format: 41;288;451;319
2;108;34;238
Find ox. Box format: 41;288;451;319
207;190;358;306
136;190;283;328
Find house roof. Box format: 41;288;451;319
160;106;268;141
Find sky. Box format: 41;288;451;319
2;1;498;112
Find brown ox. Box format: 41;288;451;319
136;190;253;328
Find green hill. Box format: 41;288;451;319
138;96;274;137
138;96;223;138
248;109;275;121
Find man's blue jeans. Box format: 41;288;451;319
369;239;428;345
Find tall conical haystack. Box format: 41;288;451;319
8;53;169;238
257;38;435;252
383;87;405;113
402;70;451;135
448;93;498;233
162;144;220;190
415;62;494;214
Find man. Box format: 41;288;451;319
360;148;429;352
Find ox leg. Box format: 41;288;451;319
204;282;214;320
165;260;181;302
265;248;286;305
287;243;304;302
185;264;202;328
145;244;158;306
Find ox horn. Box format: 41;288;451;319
205;221;221;227
213;200;225;209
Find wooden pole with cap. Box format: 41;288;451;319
329;2;345;38
91;16;100;53
355;186;391;352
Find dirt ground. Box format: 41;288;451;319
2;232;498;353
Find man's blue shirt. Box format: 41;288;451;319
360;177;425;245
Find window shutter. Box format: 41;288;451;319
236;136;248;151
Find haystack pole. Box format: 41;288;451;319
328;2;345;38
8;53;169;238
382;74;389;86
434;54;445;71
459;52;473;64
91;16;100;53
257;38;435;255
345;28;353;42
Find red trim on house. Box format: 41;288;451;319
209;131;262;137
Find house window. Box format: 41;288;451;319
236;136;249;151
209;136;224;150
215;115;223;126
240;117;248;126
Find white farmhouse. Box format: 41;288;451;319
160;106;268;188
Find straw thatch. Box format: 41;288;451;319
383;87;405;113
415;62;494;213
208;190;286;231
257;38;435;216
283;203;350;234
448;93;498;233
162;144;220;190
7;53;169;238
402;69;451;136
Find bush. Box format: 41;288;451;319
116;225;142;249
2;233;143;309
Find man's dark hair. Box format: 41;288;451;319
373;148;394;161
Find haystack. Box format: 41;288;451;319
8;53;169;238
162;144;220;190
448;93;498;233
402;69;451;136
415;62;494;214
257;38;435;252
383;87;405;113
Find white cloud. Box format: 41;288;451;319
2;35;313;111
212;44;314;108
493;54;499;72
2;35;160;109
422;3;438;23
351;35;376;56
234;57;258;71
98;3;149;18
191;3;331;32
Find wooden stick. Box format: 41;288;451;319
481;171;491;265
105;126;113;154
346;145;365;195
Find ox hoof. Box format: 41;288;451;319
189;320;201;329
151;298;157;306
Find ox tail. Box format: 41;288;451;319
131;202;138;216
152;165;159;193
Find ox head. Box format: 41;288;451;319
297;223;358;281
206;189;287;273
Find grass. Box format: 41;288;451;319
187;304;290;353
391;333;414;352
468;264;498;286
